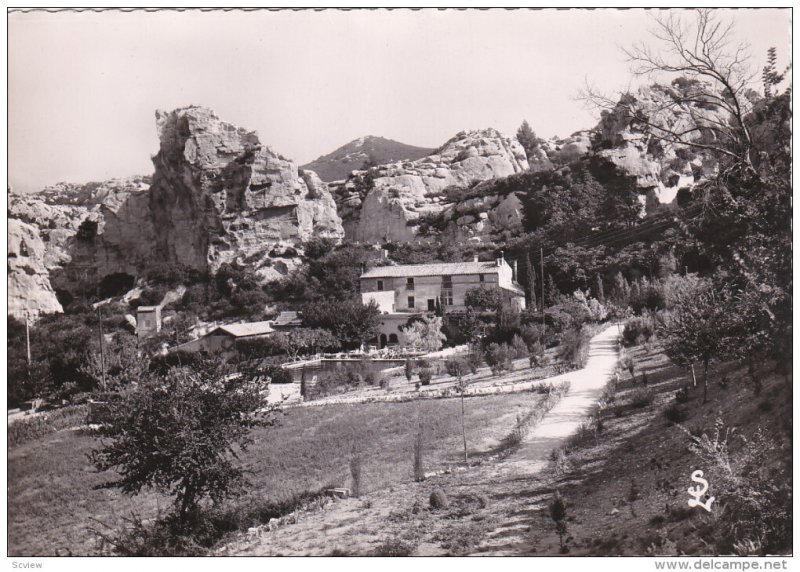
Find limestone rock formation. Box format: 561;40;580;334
8;218;63;318
7;107;345;320
149;106;343;281
593;83;723;206
333;128;528;242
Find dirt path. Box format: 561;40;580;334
502;325;620;476
224;326;620;556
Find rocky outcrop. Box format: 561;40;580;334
8;219;63;318
149;106;343;281
7;107;345;320
593;83;723;206
9;176;155;296
333;128;528;242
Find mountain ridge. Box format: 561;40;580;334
301;135;435;182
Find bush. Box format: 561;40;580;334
484;343;513;376
8;405;88;448
629;387;655;408
557;326;591;368
418;367;433;386
429;488;449;509
511;334;529;359
373;539;416;557
623;316;655;347
675;386;691;403
664;403;689;424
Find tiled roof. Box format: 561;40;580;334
211;321;275;338
361;260;502;279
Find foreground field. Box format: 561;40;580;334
224;342;791;556
8;389;553;556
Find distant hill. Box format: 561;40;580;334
301;136;435;182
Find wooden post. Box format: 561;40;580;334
540;247;545;330
97;307;107;391
690;363;698;388
25;313;31;367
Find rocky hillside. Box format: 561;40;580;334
8;107;343;320
301;136;435;182
332;128;529;242
332;81;726;245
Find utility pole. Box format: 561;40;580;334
25;312;31;367
540;246;545;330
97;307;107;391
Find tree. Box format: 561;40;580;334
90;358;277;522
516;120;539;159
403;315;446;352
659;279;727;403
446;358;471;463
302;298;381;350
464;286;504;313
270;328;338;361
525;252;538;310
585;9;760;172
550;491;569;553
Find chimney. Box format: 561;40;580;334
512;260;518;282
473;255;479;263
381;249;388;260
496;250;505;267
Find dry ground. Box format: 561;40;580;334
223;342;791;556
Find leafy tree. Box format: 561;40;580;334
269;328;339;360
403;315;446;352
464;286;504;312
516;119;539;158
90;358;277;523
301;298;381;350
659;279;727;403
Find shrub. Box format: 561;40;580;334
511;334;529;359
418;367;433;386
404;358;414;382
484;343;513;376
675;386;691;403
373;538;416;556
629;387;654;408
8;405;88;448
557;326;591;368
664;403;689;424
413;429;425;482
429;488;449;509
445;357;469;380
528;340;546;368
349;448;363;498
550;491;569;552
623;316;655;346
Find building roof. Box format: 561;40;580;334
501;283;526;297
361;260;503;279
137;305;161;312
209;321;275;338
272;311;303;327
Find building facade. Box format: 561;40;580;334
360;255;526;314
360;255;526;349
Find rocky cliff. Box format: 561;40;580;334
8;107;344;320
149;106;343;281
332;81;725;245
333;128;528;242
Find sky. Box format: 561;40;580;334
8;8;791;193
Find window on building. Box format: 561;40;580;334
427;299;435;311
441;275;454;305
407;296;415;309
479;273;485;283
406;277;415;290
377;280;384;291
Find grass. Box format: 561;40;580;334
9;391;552;556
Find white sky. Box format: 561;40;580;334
8;8;791;193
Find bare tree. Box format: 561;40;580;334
583;9;759;172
